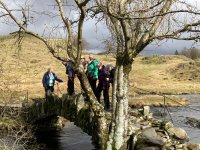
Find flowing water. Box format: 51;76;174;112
151;94;200;144
35;121;95;150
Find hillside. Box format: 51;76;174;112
0;35;200;104
130;55;200;95
0;35;68;103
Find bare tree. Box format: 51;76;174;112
180;47;200;59
96;0;200;149
0;0;108;149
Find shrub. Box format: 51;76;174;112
179;47;200;59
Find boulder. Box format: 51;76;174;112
139;146;160;150
160;121;173;130
186;143;200;150
186;117;200;128
142;128;165;146
143;106;150;116
167;127;188;141
135;127;165;149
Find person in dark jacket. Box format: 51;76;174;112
62;60;75;95
96;65;110;110
96;65;105;102
42;68;63;98
109;66;115;85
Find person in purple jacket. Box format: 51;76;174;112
96;65;110;110
42;68;63;98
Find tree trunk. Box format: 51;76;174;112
77;66;109;149
107;60;131;150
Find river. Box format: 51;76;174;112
35;121;95;150
152;94;200;144
35;94;200;149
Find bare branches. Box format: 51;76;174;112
0;13;8;18
74;0;90;65
55;0;72;30
0;105;36;149
75;0;91;7
137;0;173;46
97;0;200;59
0;0;70;62
0;1;25;31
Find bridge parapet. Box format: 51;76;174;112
22;93;108;149
23;94;88;122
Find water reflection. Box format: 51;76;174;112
35;121;95;150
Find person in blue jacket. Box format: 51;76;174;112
42;68;63;97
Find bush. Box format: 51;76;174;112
179;47;200;59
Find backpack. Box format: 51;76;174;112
65;62;74;75
65;63;69;74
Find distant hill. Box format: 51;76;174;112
88;48;176;55
140;49;175;55
1;34;200;104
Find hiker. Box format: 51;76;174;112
81;57;89;72
42;68;63;98
96;64;105;102
109;66;115;85
86;54;100;94
62;59;75;95
96;64;110;110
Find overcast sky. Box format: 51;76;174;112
0;0;199;54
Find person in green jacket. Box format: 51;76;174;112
86;54;100;94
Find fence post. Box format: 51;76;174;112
164;96;166;120
26;90;28;103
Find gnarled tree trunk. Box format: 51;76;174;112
77;66;109;149
107;58;132;150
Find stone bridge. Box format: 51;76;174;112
22;94;108;149
24;94;85;123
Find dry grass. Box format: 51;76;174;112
0;35;69;101
129;55;200;95
0;35;199;105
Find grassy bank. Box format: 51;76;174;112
0;35;199;106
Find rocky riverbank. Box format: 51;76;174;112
128;106;200;149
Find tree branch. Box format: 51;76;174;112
135;0;173;55
0;0;67;61
55;0;76;61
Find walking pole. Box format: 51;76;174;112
56;82;63;96
56;82;58;95
58;82;63;95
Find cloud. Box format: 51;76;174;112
0;0;199;53
83;18;109;50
